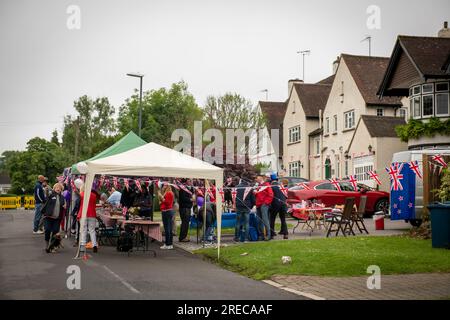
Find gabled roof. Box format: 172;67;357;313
308;127;323;137
346;115;406;153
293;83;332;118
378;36;450;97
316;75;335;85
259;101;287;131
341;54;403;106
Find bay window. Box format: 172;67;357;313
436;93;449;116
422;94;434;117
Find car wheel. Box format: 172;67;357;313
374;198;389;215
409;219;422;227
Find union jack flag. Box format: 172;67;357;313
385;163;404;191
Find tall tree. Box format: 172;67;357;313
6;137;70;194
61;95;116;162
118;81;203;146
203;93;266;130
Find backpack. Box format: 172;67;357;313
116;225;134;252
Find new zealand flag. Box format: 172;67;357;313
389;162;416;221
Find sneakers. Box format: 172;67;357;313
93;246;98;253
160;245;174;250
33;230;44;235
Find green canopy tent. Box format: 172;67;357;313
70;131;147;174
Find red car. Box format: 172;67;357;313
287;180;390;215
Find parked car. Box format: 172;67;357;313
287;180;389;216
281;176;309;188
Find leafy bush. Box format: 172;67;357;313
435;169;450;202
396;118;450;142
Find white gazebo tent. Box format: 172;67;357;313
76;142;224;258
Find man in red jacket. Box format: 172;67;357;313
255;175;274;241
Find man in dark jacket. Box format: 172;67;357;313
270;177;289;239
33;175;46;234
234;178;256;242
178;179;194;242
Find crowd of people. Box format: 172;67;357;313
31;172;290;254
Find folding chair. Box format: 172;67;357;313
326;197;356;237
96;217;119;246
291;209;314;234
351;196;369;234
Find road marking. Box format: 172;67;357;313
262;280;326;300
103;265;140;294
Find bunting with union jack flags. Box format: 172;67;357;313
389;162;416;221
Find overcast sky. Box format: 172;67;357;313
0;0;449;154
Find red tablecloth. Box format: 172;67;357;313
118;219;163;243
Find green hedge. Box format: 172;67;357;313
396;117;450;142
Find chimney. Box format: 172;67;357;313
332;56;340;74
288;79;303;96
438;21;450;38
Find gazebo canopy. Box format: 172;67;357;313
70;131;146;174
77;142;224;257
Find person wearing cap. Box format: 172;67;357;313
270;176;289;239
255;175;274;241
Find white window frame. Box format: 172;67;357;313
435;92;449;117
422;83;434;94
344;110;355;130
411;96;421;119
412;85;421;95
421;94;434;118
289;161;300;177
333;115;338;133
314;138;320;156
376;108;384;116
325;117;330;134
435;81;449;93
288;126;301;143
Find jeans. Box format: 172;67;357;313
270;204;288;237
33;203;43;232
162;210;175;246
257;204;271;240
44;218;60;242
179;207;191;241
80;217;97;247
235;209;250;241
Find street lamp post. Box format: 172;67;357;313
297;50;311;81
126;73;144;137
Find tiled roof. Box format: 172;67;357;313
259;101;287;131
316;75;335;85
398;35;450;77
360;115;406;137
342;54;403;106
293;83;332;118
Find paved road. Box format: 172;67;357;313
0;210;301;300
